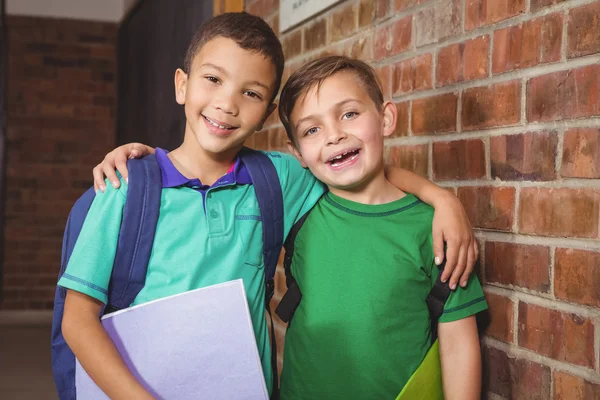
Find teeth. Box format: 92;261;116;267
206;116;232;129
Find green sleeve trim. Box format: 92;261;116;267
443;296;486;315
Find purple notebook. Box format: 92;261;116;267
75;279;269;399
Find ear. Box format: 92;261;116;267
257;103;277;131
381;101;398;138
174;68;188;105
287;140;308;169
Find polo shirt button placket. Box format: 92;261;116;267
209;209;219;219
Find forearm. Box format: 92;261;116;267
63;292;154;400
385;167;452;207
438;318;481;400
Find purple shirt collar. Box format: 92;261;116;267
155;148;252;189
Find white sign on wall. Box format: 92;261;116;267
280;0;344;32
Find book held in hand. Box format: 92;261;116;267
76;279;269;400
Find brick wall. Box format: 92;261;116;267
247;0;600;396
2;17;117;310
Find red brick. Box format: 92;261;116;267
411;93;458;134
374;16;412;60
281;29;302;60
4;16;116;310
374;65;392;99
561;128;600;179
392;54;433;95
518;303;595;368
395;0;428;11
330;2;358;43
484;292;514;343
246;0;278;18
530;0;567;11
415;0;460;47
519;188;600;238
303;19;327;52
485;242;550;292
527;65;600;123
268;127;288;152
343;34;373;61
490;131;557;181
568;2;600;58
359;0;390;27
393;101;410;137
555;248;600;308
436;35;489;86
492;13;563;74
483;346;552;399
388;144;429;178
432;139;486;180
458;186;516;231
466;0;526;30
554;371;600;400
462;81;521;130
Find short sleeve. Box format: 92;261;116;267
438;271;488;323
266;152;326;239
57;178;127;304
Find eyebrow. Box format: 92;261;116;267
199;63;270;92
294;98;364;131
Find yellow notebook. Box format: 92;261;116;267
396;339;444;400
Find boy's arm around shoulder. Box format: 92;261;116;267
62;291;155;400
438;316;481;400
266;152;326;235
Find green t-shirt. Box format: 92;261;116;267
280;192;488;400
57;152;325;392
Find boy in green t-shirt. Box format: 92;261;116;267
274;56;488;400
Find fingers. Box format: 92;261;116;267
102;156;121;190
460;239;478;287
433;230;445;267
442;239;458;288
93;163;106;192
448;243;467;290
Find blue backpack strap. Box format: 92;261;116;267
239;147;283;400
239;148;284;290
105;154;162;313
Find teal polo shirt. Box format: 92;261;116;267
58;149;325;390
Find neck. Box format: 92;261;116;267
328;171;405;205
170;125;240;186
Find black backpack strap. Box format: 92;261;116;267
105;154;162;314
425;258;452;344
275;211;310;323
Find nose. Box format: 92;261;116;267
325;125;348;145
213;91;239;116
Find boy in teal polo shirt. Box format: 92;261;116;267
274;56;488;399
72;12;478;399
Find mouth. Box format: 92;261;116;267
202;115;238;130
326;149;360;168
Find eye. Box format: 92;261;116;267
342;111;358;120
244;90;262;100
205;76;220;84
304;127;320;136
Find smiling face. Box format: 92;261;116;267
175;36;277;160
288;70;397;194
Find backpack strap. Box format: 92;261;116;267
238;148;283;400
275;211;310;323
104;154;162;313
425;258;452;344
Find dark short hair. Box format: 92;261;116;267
279;56;384;144
183;12;284;102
